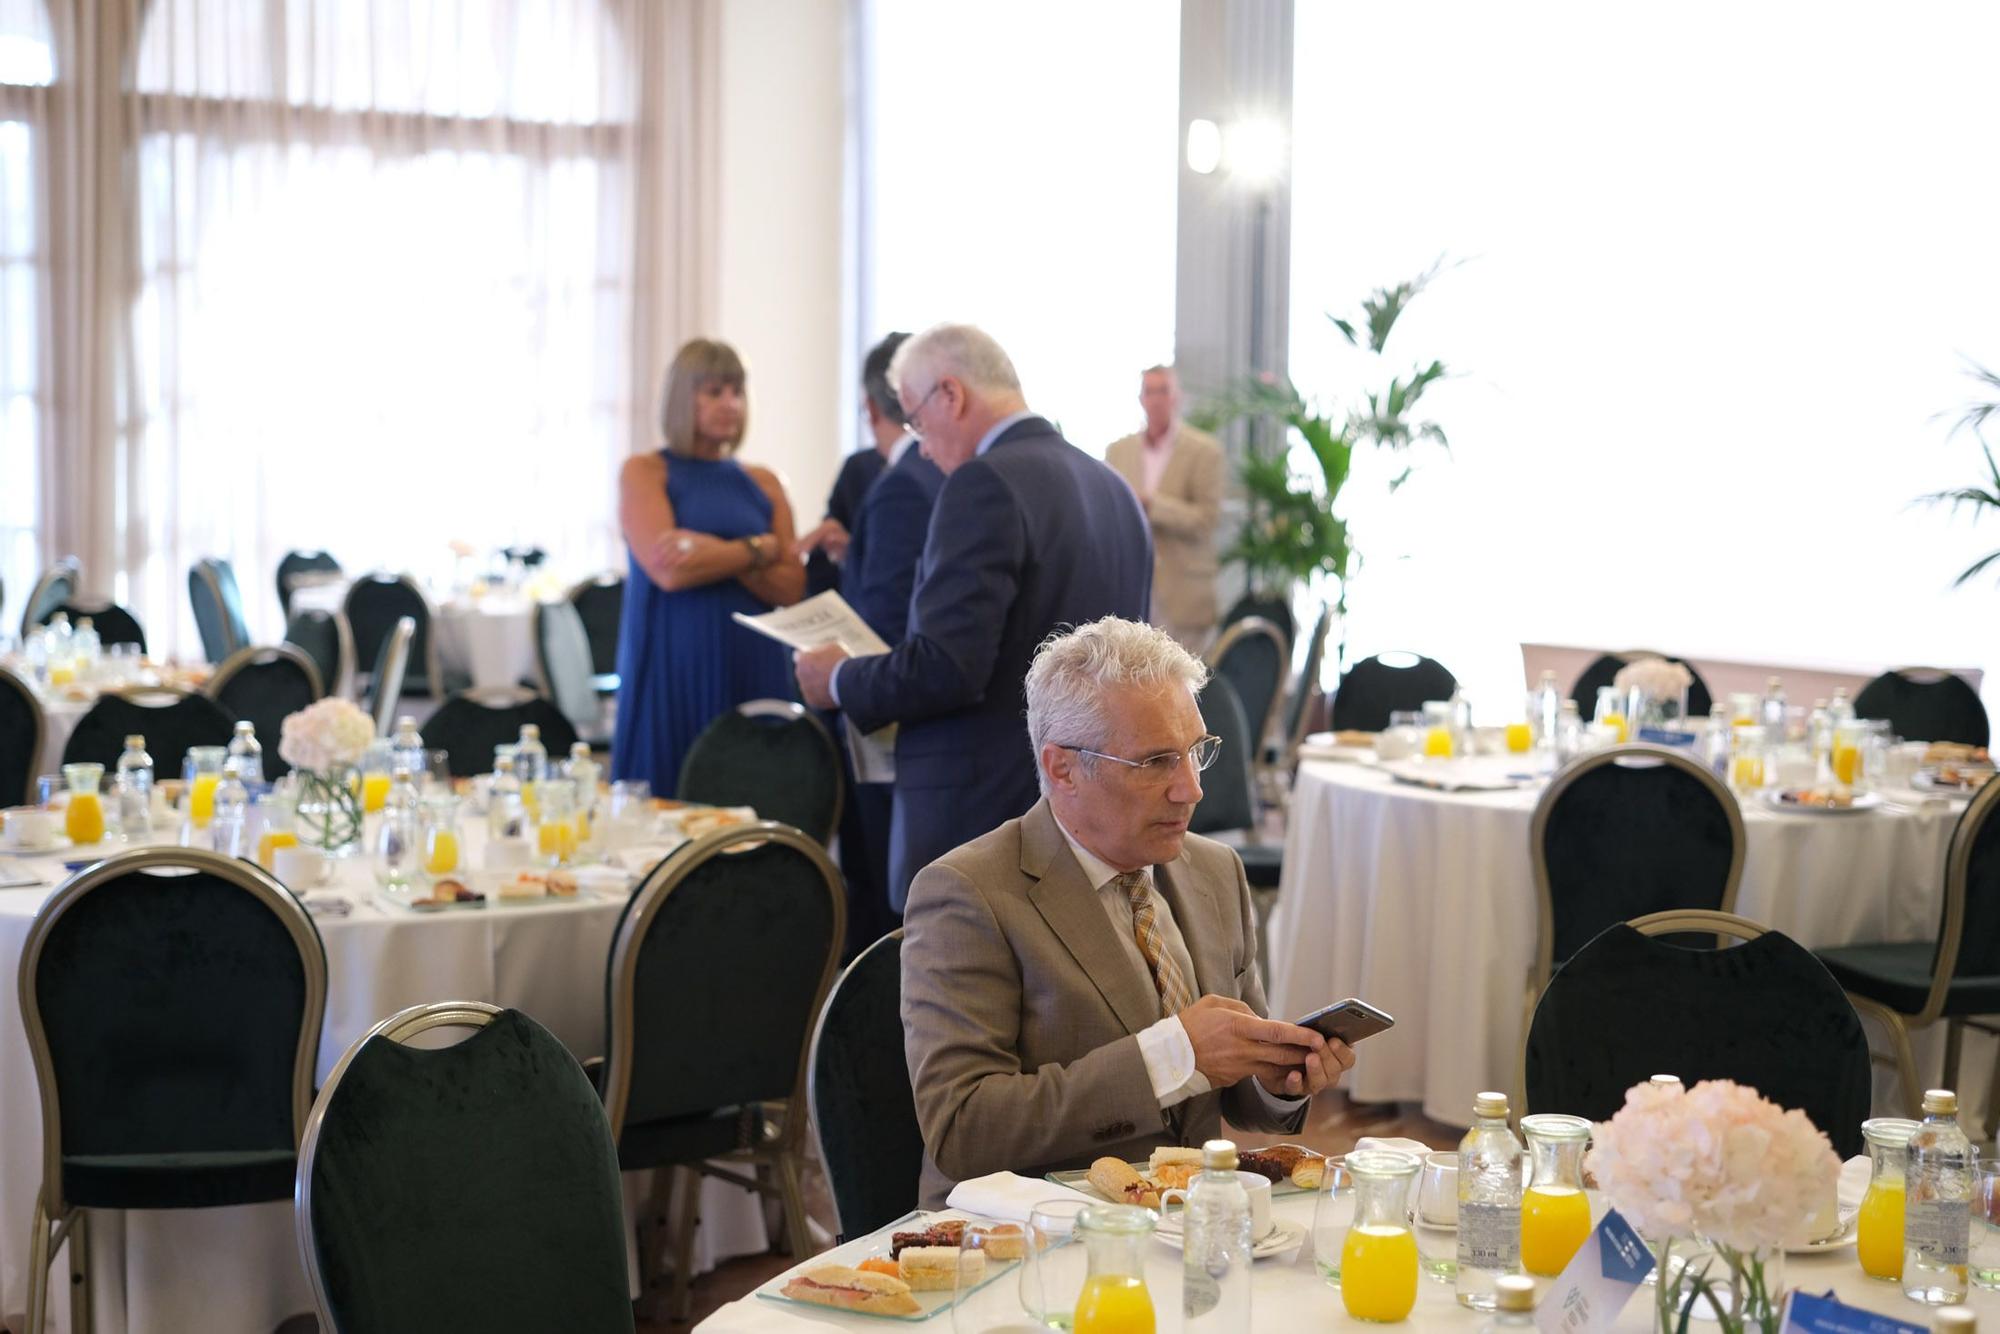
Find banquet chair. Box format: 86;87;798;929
533;600;611;749
1279;601;1334;767
1568;650;1715;721
501;544;549;568
284;606;356;702
60;688;233;770
206;645;323;778
42;600;148;654
567;573;625;694
188;557;253;664
678;700;843;845
807;929;925;1241
274;549;343;621
365;616;415;737
1191;675;1285;969
420;687;578;778
296;1002;633;1334
1853;668;1990;747
18;848;326;1334
1524;911;1870;1158
1206;616;1288;792
1816;776;2000;1132
18;556;79;639
1221;592;1296;653
0;664;44;807
598;821;844;1321
1329;651;1458;733
343;573;449;700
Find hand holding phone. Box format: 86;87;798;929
1295;997;1395;1047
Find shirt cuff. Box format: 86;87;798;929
1247;1070;1309;1119
828;658;844;708
1137;1016;1213;1109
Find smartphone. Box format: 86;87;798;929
1295;998;1395;1046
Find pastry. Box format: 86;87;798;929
1088;1156;1160;1208
972;1223;1027;1261
890;1218;966;1257
899;1245;980;1292
1238;1144;1307;1181
1291;1156;1326;1190
779;1264;920;1316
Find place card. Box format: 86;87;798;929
1533;1209;1655;1334
1781;1289;1926;1334
1637;727;1699;749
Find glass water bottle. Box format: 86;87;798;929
1458;1091;1523;1310
1906;1090;1973;1304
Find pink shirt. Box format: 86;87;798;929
1139;423;1177;497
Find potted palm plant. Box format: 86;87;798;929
1921;361;2000;585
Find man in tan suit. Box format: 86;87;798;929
1105;365;1226;652
901;617;1352;1207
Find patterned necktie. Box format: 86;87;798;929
1115;869;1195;1018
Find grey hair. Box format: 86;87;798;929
889;322;1023;399
1024;616;1210;795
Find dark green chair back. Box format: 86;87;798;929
1937;778;2000;983
1526;920;1869;1159
19;558;79;639
284;607;354;702
534;601;604;743
1532;746;1744;973
61;690;234;771
275;549;342;620
43;600;148;654
0;664;45;807
567;574;624;687
1855;669;1990;747
343;574;440;696
601;823;844;1170
809;930;923;1239
208;645;323;779
1330;651;1459;732
1221;593;1295;653
678;702;842;845
1208;617;1287;754
422;690;578;778
1569;651;1715;722
501;545;548;568
189;558;252;664
20;848;326;1211
1190;675;1257;835
299;1004;634;1334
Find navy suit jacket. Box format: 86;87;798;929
805;448;889;599
837;416;1153;905
842;443;945;646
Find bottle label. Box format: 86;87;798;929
1458;1200;1520;1270
1183;1268;1220;1318
1906;1198;1970;1265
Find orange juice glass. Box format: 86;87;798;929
1339;1150;1422;1322
1520;1115;1593;1277
1858;1118;1918;1280
1504;722;1534;754
62;764;105;845
1423;727;1455;758
1070;1205;1156;1334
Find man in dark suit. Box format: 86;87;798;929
796;323;1153;909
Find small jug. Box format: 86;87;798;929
1071;1203;1157;1334
1859;1117;1919;1282
1519;1113;1592;1277
1341;1149;1421;1322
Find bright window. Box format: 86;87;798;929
862;0;1180;454
1291;4;2000;711
0;0;49;635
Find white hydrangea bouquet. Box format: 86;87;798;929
1588;1079;1838;1334
279;698;376;853
1613;656;1696;731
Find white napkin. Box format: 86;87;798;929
1353;1136;1436;1163
946;1171;1098;1223
1838;1154;1870;1212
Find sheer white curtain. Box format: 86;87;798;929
1291;3;2000;713
860;0;1180;455
0;0;51;631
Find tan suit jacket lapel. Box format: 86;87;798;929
1020;800;1162;1038
1153;424;1198;500
1152;851;1225;998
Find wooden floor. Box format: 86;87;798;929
648;1089;1459;1327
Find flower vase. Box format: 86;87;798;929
1628;686;1689;738
294;767;363;856
1656;1238;1785;1334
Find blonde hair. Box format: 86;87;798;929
659;339;748;456
1024;617;1209;794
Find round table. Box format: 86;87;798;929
1264;757;1967;1129
0;820;773;1334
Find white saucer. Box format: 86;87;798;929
1784;1214;1857;1254
0;835;72;857
1154;1218;1307;1261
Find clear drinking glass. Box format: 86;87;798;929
1021;1200;1092;1329
1414;1150;1459;1284
183;745;227;828
953;1220;1041;1333
423;795;463;876
1728;724;1769;794
1593;685;1629;743
1972;1160;2000;1290
1312;1153;1355;1283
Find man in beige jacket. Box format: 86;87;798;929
900;617;1352;1208
1105;365;1226;652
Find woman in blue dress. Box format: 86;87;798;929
612;339;805;792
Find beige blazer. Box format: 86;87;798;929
900;798;1302;1208
1105;423;1226;647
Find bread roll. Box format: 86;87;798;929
1089;1156;1160;1208
974;1223;1027;1261
780;1264;921;1315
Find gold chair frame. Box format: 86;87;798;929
207;641;327;704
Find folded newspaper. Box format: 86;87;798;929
732;592;896;783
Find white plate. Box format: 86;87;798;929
1762;789;1883;814
1912;769;1989;796
0;835;73;857
753;1209;1017;1322
1153;1217;1307;1261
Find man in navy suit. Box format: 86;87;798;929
797;323;1153;909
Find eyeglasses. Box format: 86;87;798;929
1058;735;1223;781
900;382;943;432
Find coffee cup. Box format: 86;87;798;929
1417;1150;1459;1228
272;845;331;889
1160;1170;1275;1241
2;807;58;850
484;838;531;870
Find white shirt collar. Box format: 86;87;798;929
975;410;1038;457
1053;813;1148;893
887;431;918;467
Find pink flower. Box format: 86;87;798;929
279;698;376;773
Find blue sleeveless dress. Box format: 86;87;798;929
611;453;796;792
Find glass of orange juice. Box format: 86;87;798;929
1339;1150;1421;1322
535;783;576;867
61;763;106;845
1592;687;1629;744
1069;1204;1156;1334
183;746;227;829
359;740;394;814
1520;1114;1593;1277
1504;722;1534;754
256;798;299;870
1728;725;1769;795
424;795;463;876
1858;1117;1918;1281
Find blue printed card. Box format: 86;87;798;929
1781;1289;1927;1334
1533;1209;1656;1334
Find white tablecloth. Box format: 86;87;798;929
1265;759;1966;1128
0;822;771;1334
693;1185;2000;1332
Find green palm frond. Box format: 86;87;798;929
1950;547;2000;589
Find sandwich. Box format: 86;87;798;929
779;1264;921;1316
899;1245;982;1292
1148;1146;1204;1173
1088;1156;1160;1208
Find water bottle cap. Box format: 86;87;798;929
235;720;255;735
1648;1074;1683;1089
124;735;146;749
1473;1091;1510;1118
1923;1089;1959;1116
1495;1276;1536;1312
520;725;540;741
1933;1308;1975;1334
1201;1138;1238;1171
